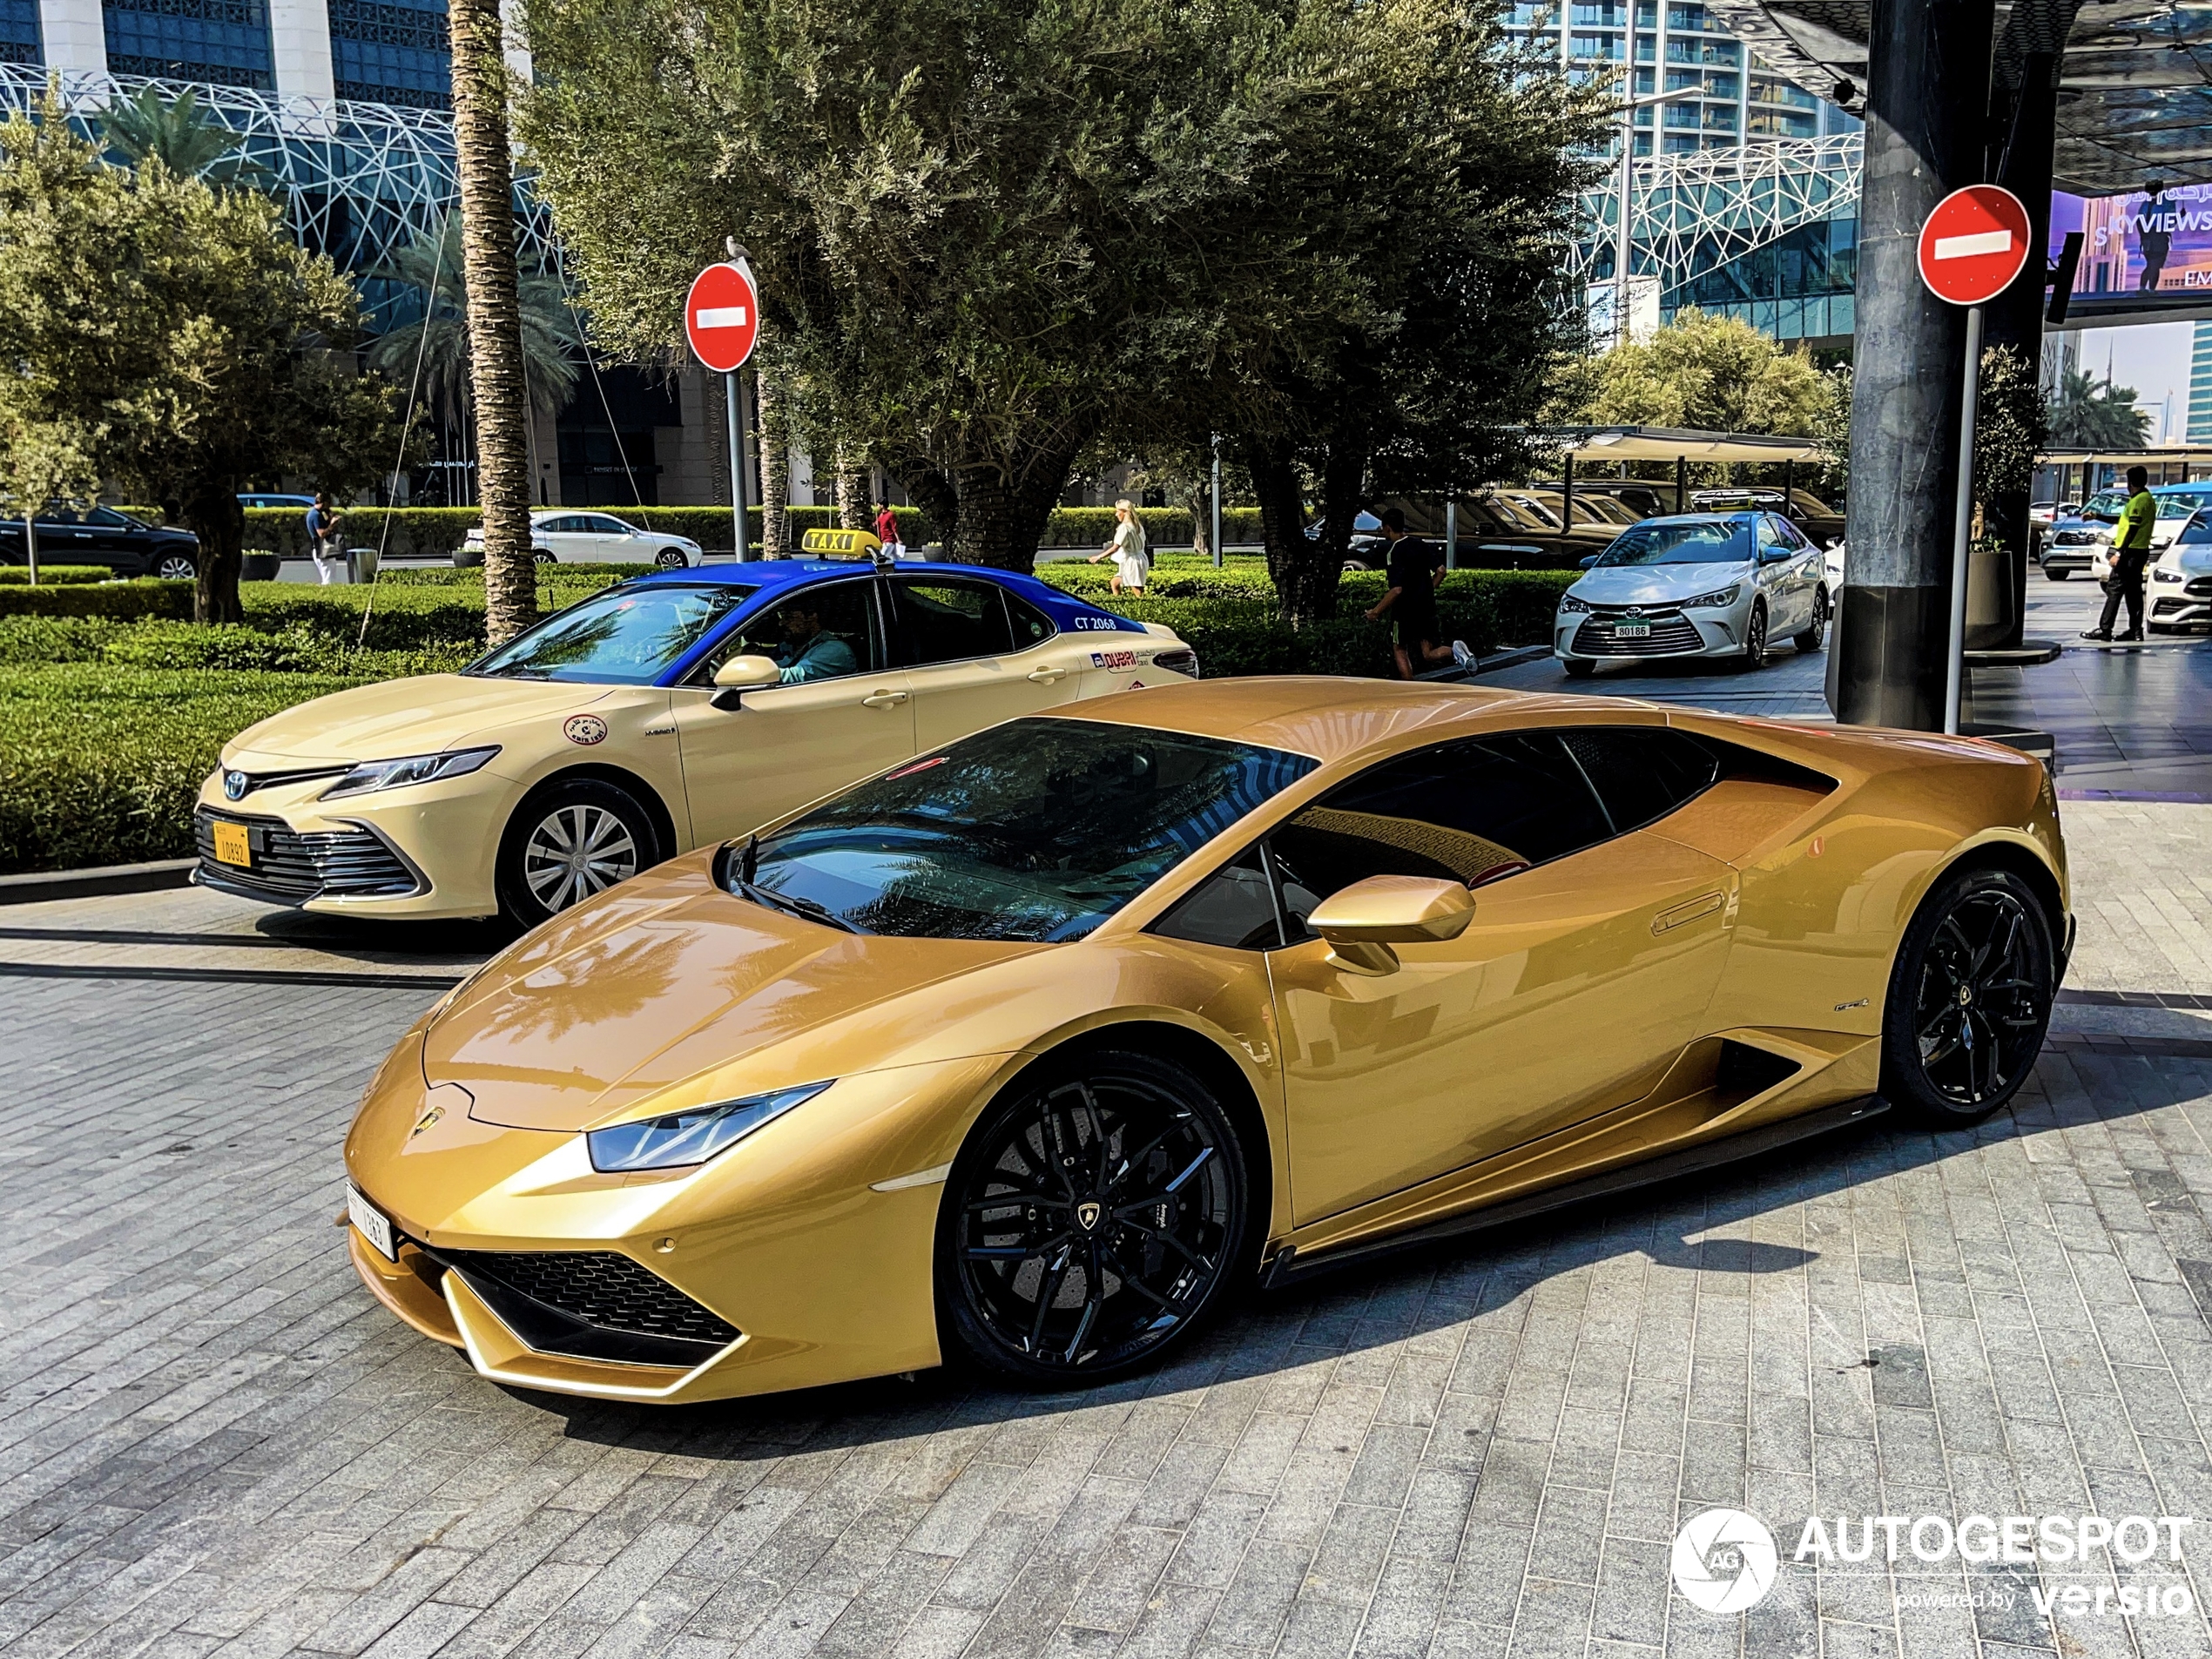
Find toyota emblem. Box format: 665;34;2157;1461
1625;606;1644;617
223;771;248;800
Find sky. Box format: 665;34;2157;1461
2074;321;2194;442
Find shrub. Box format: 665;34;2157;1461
0;581;195;621
0;663;370;873
0;565;115;585
242;506;483;561
0;617;121;664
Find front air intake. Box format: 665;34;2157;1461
438;1249;740;1368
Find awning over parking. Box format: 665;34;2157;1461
1534;426;1825;465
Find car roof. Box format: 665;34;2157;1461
1606;512;1756;529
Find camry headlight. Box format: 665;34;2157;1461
585;1082;832;1172
2155;567;2182;583
320;746;500;799
1558;593;1592;614
1680;584;1741;610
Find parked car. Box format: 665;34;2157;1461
2141;509;2212;632
194;556;1198;927
1554;511;1827;676
2046;482;2208;579
1527;481;1676;522
462;509;705;568
239;492;317;509
0;504;199;578
341;679;2067;1402
1688;487;1844;548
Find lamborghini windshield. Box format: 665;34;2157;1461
469;583;758;684
730;718;1318;941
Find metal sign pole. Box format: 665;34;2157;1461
726;370;751;562
1942;303;1983;735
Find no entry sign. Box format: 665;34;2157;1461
1917;186;2033;306
685;260;759;373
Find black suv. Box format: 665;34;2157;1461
0;506;200;578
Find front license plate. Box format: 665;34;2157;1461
212;820;252;867
347;1184;397;1261
1614;623;1652;639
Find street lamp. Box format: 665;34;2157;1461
1610;83;1710;350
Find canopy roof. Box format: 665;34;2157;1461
1540;426;1825;464
1702;0;2206;193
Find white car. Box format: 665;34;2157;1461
462;509;704;569
1554;510;1826;676
2145;510;2212;632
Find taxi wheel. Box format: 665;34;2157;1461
1795;587;1828;652
1734;600;1770;671
496;779;657;927
938;1049;1252;1387
1880;867;2054;1128
655;548;688;570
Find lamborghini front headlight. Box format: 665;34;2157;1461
585;1082;833;1172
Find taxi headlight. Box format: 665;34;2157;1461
1558;593;1592;614
321;746;500;799
1680;584;1742;610
586;1082;832;1172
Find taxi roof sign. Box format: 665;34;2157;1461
800;527;887;562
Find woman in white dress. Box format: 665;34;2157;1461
1087;498;1150;595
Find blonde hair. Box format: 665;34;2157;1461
1114;498;1134;512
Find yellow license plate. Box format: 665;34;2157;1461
212;820;252;867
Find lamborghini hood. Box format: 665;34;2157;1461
422;853;1049;1132
224;674;617;763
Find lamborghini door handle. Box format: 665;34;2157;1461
1027;667;1069;684
860;689;910;708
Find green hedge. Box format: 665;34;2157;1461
0;663;371;873
0;580;195;621
0;565;115;585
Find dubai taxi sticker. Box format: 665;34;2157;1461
1090;649;1138;670
564;713;609;745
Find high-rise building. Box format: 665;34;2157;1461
2191;321;2212;445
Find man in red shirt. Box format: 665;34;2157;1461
874;504;903;556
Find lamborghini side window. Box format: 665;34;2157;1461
1554;728;1720;835
1151;846;1281;951
1270;732;1614;939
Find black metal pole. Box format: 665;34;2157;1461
1831;0;1998;728
1983;51;2058;648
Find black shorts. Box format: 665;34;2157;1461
1393;609;1440;648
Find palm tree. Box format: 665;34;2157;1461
366;219;580;431
447;0;536;643
94;86;266;187
2047;368;2152;449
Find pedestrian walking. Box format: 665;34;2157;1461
2083;464;2155;642
873;504;904;556
1089;498;1150;595
305;492;343;585
1363;508;1473;678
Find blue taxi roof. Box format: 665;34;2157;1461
617;556;1146;665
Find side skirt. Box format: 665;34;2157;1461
1258;1093;1888;1290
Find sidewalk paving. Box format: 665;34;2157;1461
3;802;2211;1658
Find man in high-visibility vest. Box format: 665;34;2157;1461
2082;466;2154;643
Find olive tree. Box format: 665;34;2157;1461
0;100;407;621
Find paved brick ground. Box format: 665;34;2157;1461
5;802;2212;1659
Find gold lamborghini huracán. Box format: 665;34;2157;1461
344;678;2068;1403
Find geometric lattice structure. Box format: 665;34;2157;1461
0;63;554;322
1577;131;1862;302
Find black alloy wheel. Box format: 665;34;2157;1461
939;1050;1251;1385
1735;600;1769;671
1795;586;1828;653
1880;867;2054;1125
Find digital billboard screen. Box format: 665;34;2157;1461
2049;185;2212;320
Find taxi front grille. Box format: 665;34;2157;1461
1573;612;1703;657
194;810;419;902
441;1249;741;1368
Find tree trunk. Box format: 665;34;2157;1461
448;0;536;644
758;369;790;559
951;447;1081;574
891;458;958;552
1245;437;1339;627
834;444;872;531
1186;482;1211;559
184;484;245;624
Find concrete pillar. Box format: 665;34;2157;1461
1831;0;1997;728
266;0;336;99
36;0;105;74
1980;51;2058;648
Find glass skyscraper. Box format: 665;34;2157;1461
2191;320;2212;445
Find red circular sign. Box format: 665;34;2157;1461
1917;186;2032;306
684;261;759;373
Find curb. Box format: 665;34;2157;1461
0;858;198;906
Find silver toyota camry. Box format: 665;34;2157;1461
1554;511;1829;678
